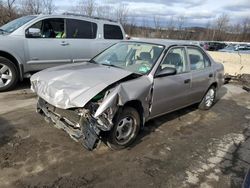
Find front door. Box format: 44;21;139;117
150;47;192;118
25;18;71;71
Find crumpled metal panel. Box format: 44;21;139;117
31;62;132;109
94;76;153;120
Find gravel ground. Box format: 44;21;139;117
0;80;249;188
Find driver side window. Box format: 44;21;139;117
160;47;188;74
27;18;65;38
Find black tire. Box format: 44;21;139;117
198;86;216;110
107;107;141;150
0;57;18;92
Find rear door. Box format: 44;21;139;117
65;19;98;62
187;47;213;102
25;18;71;71
150;47;192;118
95;24;125;55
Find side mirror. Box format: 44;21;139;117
155;67;177;78
26;28;41;38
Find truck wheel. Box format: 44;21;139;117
0;57;18;92
198;86;216;110
107;107;140;150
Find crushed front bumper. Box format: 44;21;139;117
37;98;101;150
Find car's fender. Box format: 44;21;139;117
94;76;153;127
0;45;26;80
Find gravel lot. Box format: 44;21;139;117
0;80;250;188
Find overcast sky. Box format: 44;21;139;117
54;0;250;27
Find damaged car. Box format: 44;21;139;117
31;40;224;150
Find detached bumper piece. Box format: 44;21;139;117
37;98;100;150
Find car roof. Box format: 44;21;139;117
124;38;200;48
34;14;121;25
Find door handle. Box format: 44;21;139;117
60;41;69;46
209;73;213;78
184;79;191;84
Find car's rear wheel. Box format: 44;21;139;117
107;107;140;150
0;57;18;92
198;86;216;110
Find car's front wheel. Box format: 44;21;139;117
107;107;141;150
199;86;216;110
0;57;18;92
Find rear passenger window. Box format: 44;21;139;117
187;48;211;71
104;24;123;39
66;19;97;39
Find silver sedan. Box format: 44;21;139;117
31;39;224;150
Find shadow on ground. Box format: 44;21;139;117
0;117;16;148
15;79;31;90
220;117;250;187
129;86;228;149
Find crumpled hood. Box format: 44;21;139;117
31;62;132;109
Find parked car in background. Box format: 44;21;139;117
0;13;126;91
218;45;236;52
219;44;250;54
31;39;224;150
202;42;226;51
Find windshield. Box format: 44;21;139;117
0;16;37;34
224;46;235;50
92;42;164;75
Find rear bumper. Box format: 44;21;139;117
37;97;101;150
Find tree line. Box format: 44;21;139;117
0;0;249;42
0;0;55;25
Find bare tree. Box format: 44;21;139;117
153;15;162;37
7;0;15;10
241;17;250;41
20;0;43;15
0;0;18;25
166;16;175;39
78;0;96;16
0;1;6;25
116;3;129;25
214;13;230;40
176;15;185;30
96;5;113;20
153;16;160;29
142;17;149;37
216;14;230;31
43;0;55;14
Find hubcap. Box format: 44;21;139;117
205;89;215;107
0;63;12;88
115;116;135;145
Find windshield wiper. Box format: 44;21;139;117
89;59;97;64
100;63;121;69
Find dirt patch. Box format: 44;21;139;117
0;84;249;188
